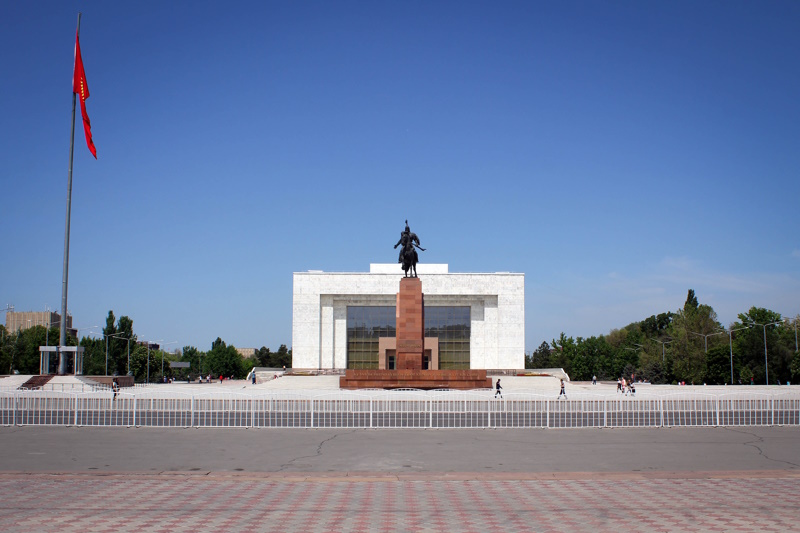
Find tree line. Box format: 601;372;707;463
526;290;800;385
0;310;291;381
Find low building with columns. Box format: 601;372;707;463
292;264;524;370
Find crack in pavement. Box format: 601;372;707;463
274;430;359;472
724;428;800;469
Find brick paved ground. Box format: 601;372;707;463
1;471;798;532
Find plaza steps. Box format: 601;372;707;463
19;375;54;390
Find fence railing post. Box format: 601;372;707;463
771;397;774;426
369;397;373;428
546;399;550;429
74;394;78;426
310;398;314;428
133;397;137;427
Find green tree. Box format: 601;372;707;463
567;337;593;380
704;345;732;384
110;316;135;376
790;351;800;384
0;325;12;374
256;347;272;367
640;312;673;338
182;346;203;376
98;311;136;376
129;344;153;382
550;334;575;376
579;336;616;380
684;289;699;314
734;307;784;384
272;345;292;369
527;341;551;369
205;338;245;378
740;365;754;384
81;336;106;375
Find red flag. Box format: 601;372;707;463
73;30;97;158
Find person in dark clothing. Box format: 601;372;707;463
494;379;503;399
557;379;567;399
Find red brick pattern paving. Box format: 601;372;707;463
0;472;798;532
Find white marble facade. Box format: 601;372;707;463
292;264;524;370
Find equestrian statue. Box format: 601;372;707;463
394;220;426;277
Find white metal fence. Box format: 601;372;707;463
1;389;798;429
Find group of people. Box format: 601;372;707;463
616;377;636;396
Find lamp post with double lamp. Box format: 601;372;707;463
746;320;783;385
650;338;672;363
720;325;751;385
623;343;643;357
104;332;132;376
142;339;164;384
160;341;178;381
688;330;726;355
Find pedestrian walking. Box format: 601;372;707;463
251;371;256;385
111;378;119;402
494;378;503;399
592;375;596;385
557;379;567;399
616;378;622;393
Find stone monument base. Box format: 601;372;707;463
339;369;492;390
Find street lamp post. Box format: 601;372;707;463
746;320;782;385
650;338;672;363
143;339;164;384
721;325;751;385
104;332;132;376
160;341;178;381
623;344;643;381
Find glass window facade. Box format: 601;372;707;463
346;306;470;370
346;306;396;369
425;306;471;369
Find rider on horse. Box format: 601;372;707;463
393;220;425;277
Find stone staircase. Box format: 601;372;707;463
19;375;55;390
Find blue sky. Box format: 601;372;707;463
2;1;799;353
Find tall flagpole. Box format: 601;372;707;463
59;12;81;374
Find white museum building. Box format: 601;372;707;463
292;264;524;371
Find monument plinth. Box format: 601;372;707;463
396;277;424;370
340;252;492;390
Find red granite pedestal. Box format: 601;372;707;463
340;277;492;390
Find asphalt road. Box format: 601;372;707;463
0;425;798;475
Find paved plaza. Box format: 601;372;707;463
1;426;799;532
